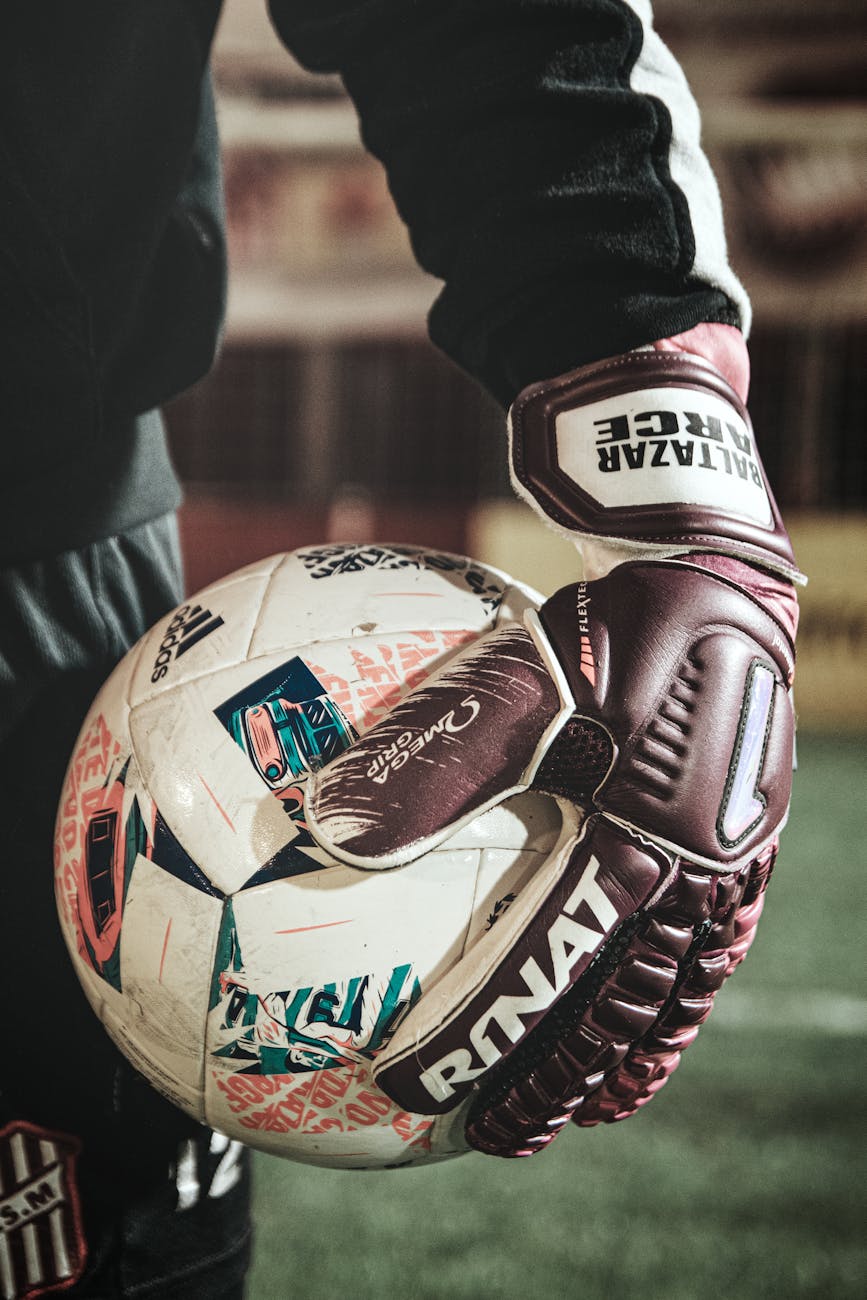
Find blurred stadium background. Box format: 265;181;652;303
165;2;867;1294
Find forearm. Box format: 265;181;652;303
269;0;748;405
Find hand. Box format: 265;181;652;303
306;344;802;1156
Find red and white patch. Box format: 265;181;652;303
0;1123;86;1299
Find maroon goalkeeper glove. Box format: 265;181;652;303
306;340;802;1157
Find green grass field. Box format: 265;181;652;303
248;733;867;1299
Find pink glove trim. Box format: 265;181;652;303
652;323;750;405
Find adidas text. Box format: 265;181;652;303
151;604;225;683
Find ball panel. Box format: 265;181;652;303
196;799;566;1166
460;793;563;949
117;857;224;1113
224;850;481;993
128;654;315;896
441;791;562;852
204;1059;436;1170
201;849;485;1167
99;1000;205;1120
249;545;510;658
52;682;222;1122
126;571;278;708
54;681;137;987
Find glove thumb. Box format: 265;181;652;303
304;617;574;869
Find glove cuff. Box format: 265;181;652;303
508;350;805;584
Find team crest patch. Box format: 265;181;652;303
0;1123;86;1299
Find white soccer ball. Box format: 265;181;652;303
54;544;562;1169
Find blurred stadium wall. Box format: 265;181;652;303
165;0;867;730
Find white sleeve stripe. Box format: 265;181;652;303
622;0;752;335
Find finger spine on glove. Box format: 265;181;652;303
465;844;776;1157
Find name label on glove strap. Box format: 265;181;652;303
555;387;773;526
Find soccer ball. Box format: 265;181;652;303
54;544;562;1169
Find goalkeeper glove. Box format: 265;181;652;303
307;332;802;1157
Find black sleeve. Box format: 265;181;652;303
268;0;743;407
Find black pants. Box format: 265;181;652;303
0;516;251;1299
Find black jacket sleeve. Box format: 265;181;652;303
268;0;742;406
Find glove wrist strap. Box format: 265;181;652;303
508;351;805;584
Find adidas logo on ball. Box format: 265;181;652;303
150;604;225;683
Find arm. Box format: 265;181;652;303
268;0;748;404
271;0;801;1157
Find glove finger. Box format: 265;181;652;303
569;842;775;1128
464;842;775;1157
